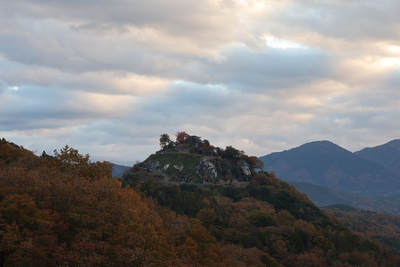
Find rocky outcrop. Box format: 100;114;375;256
197;159;218;183
144;154;253;184
146;159;161;172
146;159;170;172
174;164;183;171
239;161;251;176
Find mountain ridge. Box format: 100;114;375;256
260;140;400;197
355;139;400;173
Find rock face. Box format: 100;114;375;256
197;159;218;183
146;159;161;172
142;152;255;184
163;164;169;171
239;161;251;176
146;160;170;172
174;164;183;171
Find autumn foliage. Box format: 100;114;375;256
175;131;190;143
1;138;399;266
0;139;243;266
127;167;400;266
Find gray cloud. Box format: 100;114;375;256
1;0;400;164
186;46;335;92
284;1;400;42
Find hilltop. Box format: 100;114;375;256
127;132;263;184
120;133;400;266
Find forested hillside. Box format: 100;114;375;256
355;139;400;174
0;139;257;266
1;137;399;266
323;205;400;256
122;133;400;266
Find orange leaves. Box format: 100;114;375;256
2;140;399;266
252;172;270;185
293;220;316;237
0;194;56;232
187;218;217;245
0;143;173;265
196;209;217;227
275;210;295;226
0;194;69;266
247;156;264;170
232;197;275;215
176;131;190;143
0;142;239;266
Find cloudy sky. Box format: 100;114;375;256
1;0;400;165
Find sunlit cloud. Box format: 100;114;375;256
1;0;400;164
379;57;400;68
263;36;309;49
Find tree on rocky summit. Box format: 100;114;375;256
247;156;264;170
159;133;171;149
176;131;190;143
224;146;242;160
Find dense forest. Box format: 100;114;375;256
0;136;400;266
322;204;400;256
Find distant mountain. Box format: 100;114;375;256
290;181;400;215
259;140;400;197
355;139;400;173
111;163;131;177
288;181;353;207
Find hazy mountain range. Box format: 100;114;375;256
355;139;400;173
259;139;400;214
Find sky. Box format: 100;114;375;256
1;0;400;166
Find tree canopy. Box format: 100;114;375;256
1;138;399;266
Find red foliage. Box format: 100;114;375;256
176;131;190;143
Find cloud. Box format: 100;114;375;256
286;1;400;42
195;45;335;92
1;0;400;164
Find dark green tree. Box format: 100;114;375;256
159;133;171;149
224;146;241;160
